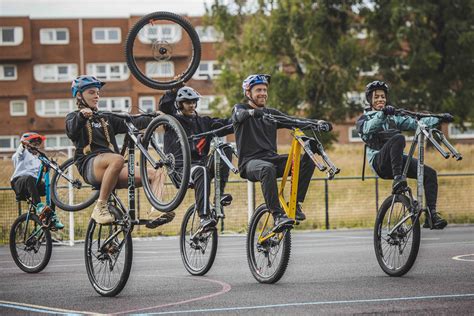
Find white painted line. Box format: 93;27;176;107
452;254;474;262
146;293;474;315
0;300;99;315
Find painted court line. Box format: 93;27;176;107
0;300;99;315
146;293;474;315
452;253;474;262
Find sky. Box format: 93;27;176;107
0;0;215;18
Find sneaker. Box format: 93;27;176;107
145;211;176;229
392;175;407;193
199;216;217;230
295;203;306;221
51;211;65;230
272;212;295;233
423;211;448;230
91;201;115;224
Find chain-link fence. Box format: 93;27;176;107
1;173;473;245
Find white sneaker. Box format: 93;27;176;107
91;202;115;224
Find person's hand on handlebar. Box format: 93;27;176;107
80;107;94;119
316;120;332;132
441;113;454;123
382;105;396;116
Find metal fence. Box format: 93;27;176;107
1;173;473;245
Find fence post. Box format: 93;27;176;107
375;176;379;213
67;147;74;246
324;178;329;230
247;180;255;223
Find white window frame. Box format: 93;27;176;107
34;64;78;82
10;100;27;116
0;27;23;46
98;97;131;112
195;26;222;43
0;64;17;80
44;134;73;150
348;126;363;142
198;95;215;113
139;96;156;113
145;61;174;78
0;135;19;152
40;28;69;45
138;24;182;44
193;61;221;80
448;122;474;139
35;99;75;117
86;63;129;81
92;27;121;44
359;64;379;77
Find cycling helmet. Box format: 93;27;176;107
175;87;201;110
21;132;46;144
71;75;106;98
365;80;389;104
242;74;271;96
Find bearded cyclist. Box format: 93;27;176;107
356;80;451;229
232;74;332;232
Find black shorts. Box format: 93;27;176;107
83;156;100;186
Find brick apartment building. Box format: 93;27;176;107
1;15;472;157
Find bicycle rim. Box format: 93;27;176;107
247;204;291;284
180;205;218;276
9;213;52;273
374;194;420;277
141;115;190;212
51;158;99;212
84;207;133;297
125;11;201;90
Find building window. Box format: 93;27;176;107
40;28;69;45
449;123;474;139
45;134;73;149
0;64;17;80
193;61;221;80
35;99;74;117
346;91;366;107
348;126;363;142
10;100;27;116
98;97;131;112
198;95;215;112
87;63;129;81
0;27;23;46
92;27;121;44
138;24;182;44
195;26;222;42
34;64;78;82
139;96;156;113
146;61;174;78
359;64;379;77
0;136;19;152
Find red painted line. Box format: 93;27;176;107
114;277;232;315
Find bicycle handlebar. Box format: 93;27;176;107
189;124;233;140
263;113;333;132
395;108;453;122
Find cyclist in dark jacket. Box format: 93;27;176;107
232;74;330;232
66;75;165;225
159;86;233;229
356;80;448;229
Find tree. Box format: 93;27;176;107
205;0;366;125
363;0;474;124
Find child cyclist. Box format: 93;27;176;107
11;132;64;229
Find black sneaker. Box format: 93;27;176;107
272;212;295;233
199;216;217;230
423;211;448;230
295;203;306;221
392;175;407;193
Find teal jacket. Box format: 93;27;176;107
356;110;440;168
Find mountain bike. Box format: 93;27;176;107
374;110;462;277
180;124;238;276
9;148;65;273
125;11;201;90
83;111;190;296
246;113;339;283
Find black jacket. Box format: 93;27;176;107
159;90;233;165
65;111;152;177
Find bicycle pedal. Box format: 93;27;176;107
295;220;300;226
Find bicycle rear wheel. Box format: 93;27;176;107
374;194;420;277
125;11;201;90
247;204;291;284
9;213;52;273
84;205;133;297
140;114;190;212
51;158;99;212
180;204;218;276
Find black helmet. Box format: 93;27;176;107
365;80;389;105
